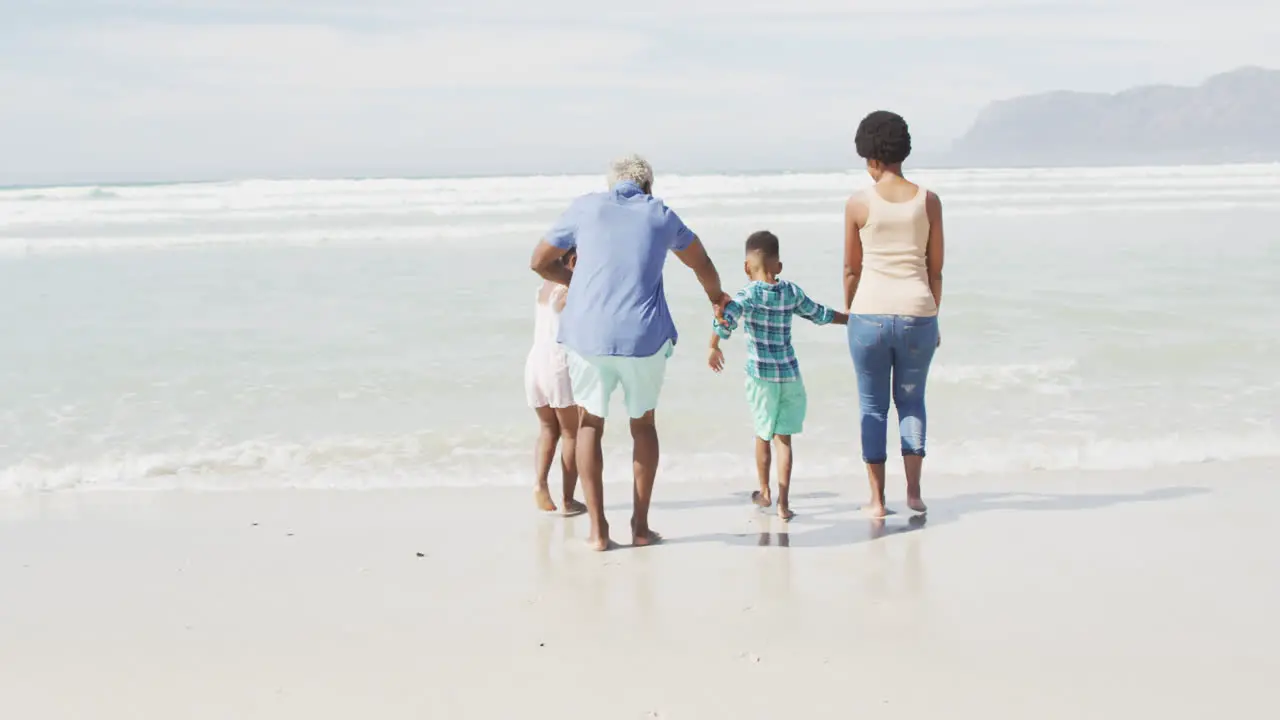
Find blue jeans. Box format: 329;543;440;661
847;315;938;464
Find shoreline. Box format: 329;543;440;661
3;458;1276;718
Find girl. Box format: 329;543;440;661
524;249;586;516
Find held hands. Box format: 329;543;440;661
708;347;726;373
711;291;733;327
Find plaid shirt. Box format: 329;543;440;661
715;280;836;382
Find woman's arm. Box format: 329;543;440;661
925;191;945;311
843;196;865;311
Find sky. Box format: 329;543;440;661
2;0;1279;184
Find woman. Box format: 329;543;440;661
524;248;587;516
843;111;944;518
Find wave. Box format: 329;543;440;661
930;359;1078;392
4;164;1280;255
4;427;1276;493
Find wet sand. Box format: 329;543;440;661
2;459;1276;719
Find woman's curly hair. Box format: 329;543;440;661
855;110;912;165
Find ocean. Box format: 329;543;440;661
2;165;1277;492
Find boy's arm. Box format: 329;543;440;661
791;285;837;326
713;296;744;339
708;333;726;372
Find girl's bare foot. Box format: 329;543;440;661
562;499;588;517
907;496;928;514
777;505;795;521
751;490;772;508
863;503;889;519
535;488;558;512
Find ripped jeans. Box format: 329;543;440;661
847;314;938;464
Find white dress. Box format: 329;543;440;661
524;285;575;409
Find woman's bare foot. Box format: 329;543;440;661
562;499;588;517
752;490;772;508
777;505;795;521
906;496;928;514
863;503;889;519
535;487;558;513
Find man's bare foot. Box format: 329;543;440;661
907;497;928;514
863;503;889;519
562;499;588;517
587;534;615;551
751;490;772;508
632;529;664;547
777;505;795;521
535;488;558;513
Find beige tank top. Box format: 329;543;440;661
849;186;938;317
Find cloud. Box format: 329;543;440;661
59;22;649;91
3;0;1279;183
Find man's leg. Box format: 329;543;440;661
620;342;671;547
577;408;611;550
629;410;661;546
565;349;617;551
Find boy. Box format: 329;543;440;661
709;231;848;520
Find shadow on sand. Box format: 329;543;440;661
659;485;1210;549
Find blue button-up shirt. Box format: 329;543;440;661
546;181;696;358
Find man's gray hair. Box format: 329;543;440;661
608;154;654;193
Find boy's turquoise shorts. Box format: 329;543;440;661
745;375;807;441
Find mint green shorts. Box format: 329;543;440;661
745;376;807;441
565;341;673;419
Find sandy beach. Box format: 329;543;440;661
3;458;1276;719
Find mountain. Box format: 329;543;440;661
946;67;1280;167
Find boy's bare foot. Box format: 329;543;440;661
587;533;614;551
631;518;663;547
777;505;795;521
535;488;558;513
906;497;928;514
751;490;772;508
863;503;889;519
632;529;664;547
562;499;588;517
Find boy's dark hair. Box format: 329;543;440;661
562;247;577;264
855;110;912;165
745;230;780;259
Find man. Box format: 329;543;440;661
530;154;729;551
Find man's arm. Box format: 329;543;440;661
530;240;572;287
707;297;743;372
673;236;731;319
843;196;865;311
925;191;944;311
